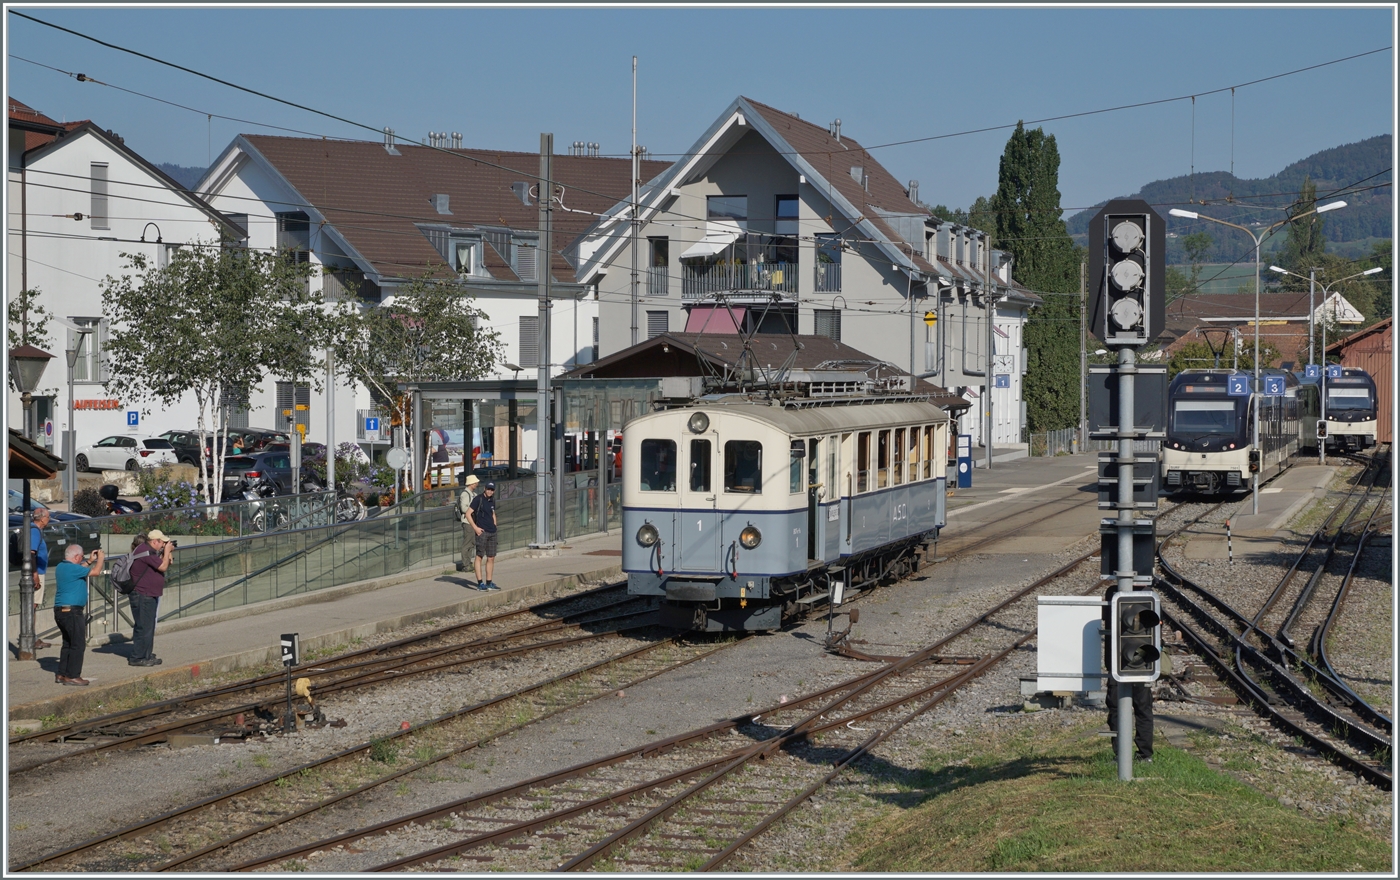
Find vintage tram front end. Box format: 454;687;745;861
622;393;949;632
1321;368;1378;452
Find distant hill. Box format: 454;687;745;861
155;162;207;190
1067;135;1391;262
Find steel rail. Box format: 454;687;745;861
13;635;716;873
9;580;629;746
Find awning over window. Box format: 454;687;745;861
684;306;746;334
679;221;742;259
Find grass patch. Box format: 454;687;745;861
851;720;1389;873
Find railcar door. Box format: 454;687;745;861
675;433;721;573
806;437;820;562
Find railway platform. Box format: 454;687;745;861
6;529;623;727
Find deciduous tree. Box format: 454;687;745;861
989;123;1083;432
101;244;321;504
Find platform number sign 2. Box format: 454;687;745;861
1227;375;1250;397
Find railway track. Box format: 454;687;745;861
1154;449;1392;790
199;551;1107;872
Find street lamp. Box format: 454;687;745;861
9;345;54;440
1170;200;1346;513
1271;265;1383;464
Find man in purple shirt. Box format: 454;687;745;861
128;528;175;667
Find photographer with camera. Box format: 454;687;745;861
54;544;103;685
127;529;175;667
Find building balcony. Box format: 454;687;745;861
646;265;669;296
680;262;798;301
814;262;842;293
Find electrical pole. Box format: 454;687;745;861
1079;259;1087;452
326;348;335;495
535;133;554;548
985;237;994;470
629;56;640;348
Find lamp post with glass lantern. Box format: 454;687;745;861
1169;200;1347;514
1269;265;1383;464
9;344;53;660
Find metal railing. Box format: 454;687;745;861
681;262;798;300
646;266;669;296
814;261;842;292
1027;428;1161;457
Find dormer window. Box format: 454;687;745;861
454;241;477;275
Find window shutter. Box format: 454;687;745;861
519;315;540;367
90;164;108;229
815;309;841;342
516;244;537;281
647;310;669;339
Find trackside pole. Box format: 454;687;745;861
1116;346;1136;782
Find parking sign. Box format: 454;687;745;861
126;411;139;427
1263;375;1285;396
1227;375;1250;397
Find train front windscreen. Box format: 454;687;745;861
1326;387;1373;413
1168;395;1250;450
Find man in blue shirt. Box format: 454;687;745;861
29;508;53;650
467;482;499;591
53;544;103;685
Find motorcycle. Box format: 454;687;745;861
297;475;367;525
239;475;289;532
98;484;144;515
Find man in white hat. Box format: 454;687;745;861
128;529;175;666
457;474;481;573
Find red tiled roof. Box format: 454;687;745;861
8;97;86;150
1166;291;1321;321
241;135;670;282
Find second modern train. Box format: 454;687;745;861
1320;367;1379;452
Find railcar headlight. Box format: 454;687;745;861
688;412;710;434
636;523;659;547
739;525;762;549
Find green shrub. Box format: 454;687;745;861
71;488;108;517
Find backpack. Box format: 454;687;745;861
110;549;151;595
8;528;25;570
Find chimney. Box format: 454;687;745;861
829;119;842;142
908;180;919;204
431;193;451;215
384;128;400;156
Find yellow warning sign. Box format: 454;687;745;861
924;311;937;327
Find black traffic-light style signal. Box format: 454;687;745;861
1088;199;1165;347
1110;591;1161;683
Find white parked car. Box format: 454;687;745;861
74;435;179;472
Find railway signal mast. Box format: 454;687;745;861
1087;199;1165;781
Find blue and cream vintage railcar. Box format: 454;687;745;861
1162;368;1318;495
1320;368;1378;452
622;394;949;631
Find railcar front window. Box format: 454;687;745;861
639;439;677;491
689;439;711;492
1327;388;1372;411
1171;400;1239;438
724;440;763;493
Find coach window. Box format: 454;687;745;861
923;425;935;479
640;439;676;491
828;435;839;495
877;430;891;488
892;428;905;486
689;439;711;492
790;440;805;494
907;426;921;483
857;431;871;493
724;440;763;493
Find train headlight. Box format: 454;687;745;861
636;523;659;547
739;525;762;549
687;412;710;434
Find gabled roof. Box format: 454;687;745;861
202;134;669;285
1328;316;1392;354
561;332;968;411
8;96;85;151
21;121;245;240
1166;291;1363;323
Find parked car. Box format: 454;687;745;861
219;450;301;499
200;427;290;458
263;441;327;459
74;435;178;472
159;430;207;466
6;489;90;527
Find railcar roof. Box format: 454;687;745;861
639;399;948;435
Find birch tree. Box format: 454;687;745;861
101;244;321;503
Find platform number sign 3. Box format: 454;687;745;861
1263;375;1285;396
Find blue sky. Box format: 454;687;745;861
6;5;1394;216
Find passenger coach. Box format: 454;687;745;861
622;393;949;631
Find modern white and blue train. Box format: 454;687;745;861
1320;368;1379;452
621;387;950;631
1161;368;1319;495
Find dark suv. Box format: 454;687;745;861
159;430;206;467
220;451;298;499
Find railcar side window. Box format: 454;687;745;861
790;440;805;494
639;439;676;491
877;430;890;489
724;440;763;493
828;435;838;494
907;427;920;483
857;432;870;493
923;425;935;479
689;439;711;492
892;428;905;486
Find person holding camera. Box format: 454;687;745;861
128;529;175;667
53;544;103;685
